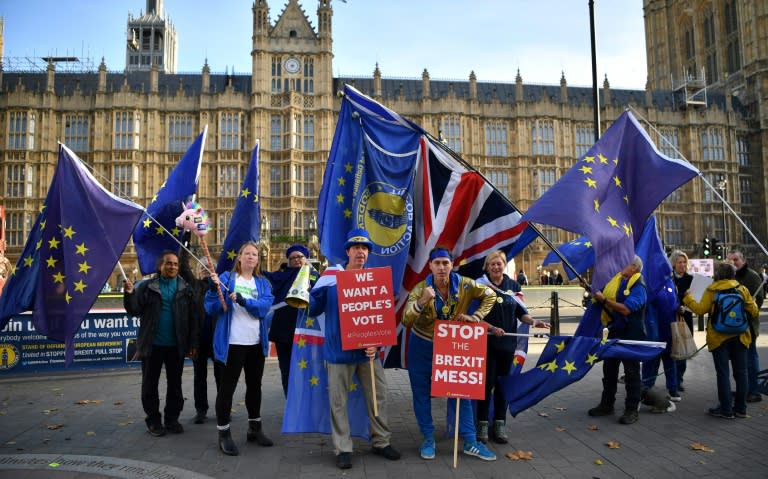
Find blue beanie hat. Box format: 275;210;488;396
343;228;373;250
285;244;310;259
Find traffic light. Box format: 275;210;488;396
714;240;724;260
702;237;712;258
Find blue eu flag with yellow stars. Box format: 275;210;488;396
318;85;421;292
501;335;664;416
133;127;206;274
281;302;370;439
216;142;261;274
543;236;595;281
0;144;143;364
522;111;698;290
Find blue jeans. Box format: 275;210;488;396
747;340;760;396
407;332;476;442
711;337;748;414
642;351;678;393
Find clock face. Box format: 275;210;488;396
284;58;301;74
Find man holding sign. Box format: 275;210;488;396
403;247;499;462
308;229;400;470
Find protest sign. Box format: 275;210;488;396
336;266;397;350
431;320;488;399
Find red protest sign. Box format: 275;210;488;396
431;321;488;399
336;266;397;350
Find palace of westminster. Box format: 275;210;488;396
1;0;767;286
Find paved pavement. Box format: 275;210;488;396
1;309;767;479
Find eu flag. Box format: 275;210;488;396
281;307;370;439
501;335;663;416
217;142;261;274
318;85;421;293
542;236;595;280
0;144;143;363
133;128;206;274
521;111;698;290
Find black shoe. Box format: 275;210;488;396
619;409;639;425
194;410;207;424
336;452;352;469
678;384;686;392
746;394;762;403
147;422;166;437
218;429;239;456
246;420;274;446
372;445;401;460
165;420;184;434
588;403;614;417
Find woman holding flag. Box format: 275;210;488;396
476;250;548;443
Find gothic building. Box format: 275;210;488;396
0;0;765;286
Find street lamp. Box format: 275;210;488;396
717;179;727;251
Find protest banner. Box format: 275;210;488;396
336;266;397;350
431;320;488;399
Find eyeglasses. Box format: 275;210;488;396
288;255;305;260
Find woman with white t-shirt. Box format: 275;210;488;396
206;242;275;456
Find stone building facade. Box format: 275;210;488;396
0;0;765;287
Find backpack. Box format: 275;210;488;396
711;288;749;334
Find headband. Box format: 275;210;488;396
429;249;452;261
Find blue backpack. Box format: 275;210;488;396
711;288;748;334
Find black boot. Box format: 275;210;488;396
247;420;273;447
218;428;239;456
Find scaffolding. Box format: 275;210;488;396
1;55;96;73
672;67;708;109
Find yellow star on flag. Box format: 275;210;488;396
310;375;319;386
253;195;259;204
52;271;65;283
562;360;578;375
171;227;181;236
39;220;46;230
298;359;308;369
624;194;629;204
584;177;597;189
343;208;352;219
65;291;72;304
584;241;592;248
613;176;622;187
593;199;600;212
46;256;58;268
78;261;92;274
75;242;89;256
150;194;158;204
607;216;619;228
344;162;353;173
555;341;566;353
598;153;608;164
305;318;315;327
227;250;237;260
155;226;165;235
241;187;251;198
297;337;306;348
336;193;345;204
143;218;152;228
583;156;595;163
74;280;87;293
349;382;358;392
36;239;43;250
337;177;346;186
23;256;34;267
545;360;559;372
39;204;47;213
622;223;631;237
62;226;75;239
586;353;599;365
48;237;60;249
579;166;593;175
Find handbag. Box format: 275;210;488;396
670;315;697;360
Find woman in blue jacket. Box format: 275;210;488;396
206;241;274;456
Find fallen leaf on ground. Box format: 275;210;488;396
42;408;58;414
86;431;96;436
5;441;16;445
75;400;103;405
554;407;567;411
46;424;64;430
113;401;124;406
588;425;599;431
606;441;620;449
555;427;566;432
595;459;603;465
538;412;549;417
505;450;533;461
690;442;714;452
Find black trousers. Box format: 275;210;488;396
275;341;293;397
477;347;514;422
192;338;221;413
141;345;185;424
215;344;265;426
601;357;641;411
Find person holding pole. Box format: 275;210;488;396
403;246;499;461
308;228;400;470
476;250;549;443
588;255;647;425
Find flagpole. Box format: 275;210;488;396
453;399;460;468
493;330;667;348
425;131;593;290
